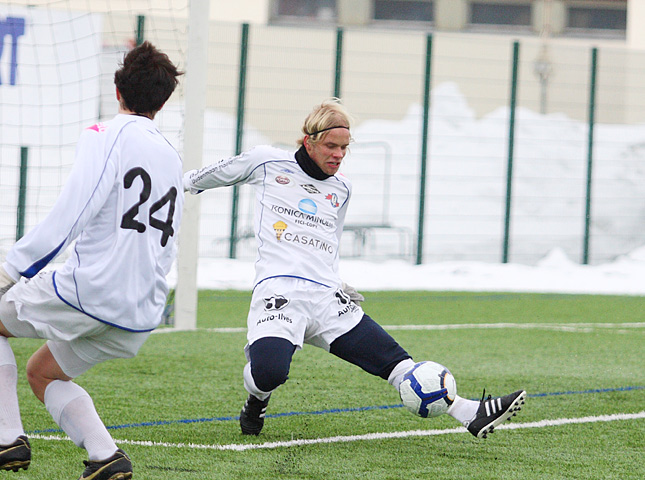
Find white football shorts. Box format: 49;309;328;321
0;271;150;378
247;277;365;351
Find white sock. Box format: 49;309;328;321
243;362;271;401
0;337;24;445
388;358;416;390
44;380;117;461
447;395;479;425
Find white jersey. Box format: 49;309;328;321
185;145;351;289
3;114;184;332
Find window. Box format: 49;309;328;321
273;0;337;23
373;0;434;23
470;2;531;27
567;7;626;31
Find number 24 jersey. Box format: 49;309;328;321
4;114;184;332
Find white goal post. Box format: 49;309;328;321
174;0;210;330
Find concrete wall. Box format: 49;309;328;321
199;21;639;147
628;0;645;48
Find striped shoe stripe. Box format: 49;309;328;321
484;398;503;416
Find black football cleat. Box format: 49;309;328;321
240;394;271;435
466;390;526;438
78;448;132;480
0;435;30;472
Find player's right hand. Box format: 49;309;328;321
183;170;203;194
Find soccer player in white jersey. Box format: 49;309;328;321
0;42;183;479
184;99;526;439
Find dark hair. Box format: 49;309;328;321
114;41;183;116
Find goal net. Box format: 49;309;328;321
0;0;201;327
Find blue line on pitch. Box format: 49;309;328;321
28;385;645;435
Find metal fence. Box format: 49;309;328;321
3;3;645;267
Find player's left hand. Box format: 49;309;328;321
342;282;364;305
0;264;16;300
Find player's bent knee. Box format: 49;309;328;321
26;358;49;402
248;337;296;392
25;345;72;403
251;362;290;392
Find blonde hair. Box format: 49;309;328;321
297;98;353;146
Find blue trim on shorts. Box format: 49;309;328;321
253;275;333;292
51;271;155;333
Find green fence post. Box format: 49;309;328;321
416;34;432;265
582;47;598;265
334;27;343;98
229;22;249;259
502;41;520;264
16;147;28;241
136;15;145;45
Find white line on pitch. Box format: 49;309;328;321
153;322;645;335
29;411;645;452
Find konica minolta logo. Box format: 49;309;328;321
270;204;335;229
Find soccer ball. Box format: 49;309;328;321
399;361;457;418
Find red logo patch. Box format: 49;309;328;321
275;175;291;185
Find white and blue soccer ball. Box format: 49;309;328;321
399;361;457;418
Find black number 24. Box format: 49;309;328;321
120;167;177;247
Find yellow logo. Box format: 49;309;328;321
273;221;287;241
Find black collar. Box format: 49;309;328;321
295;146;332;181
